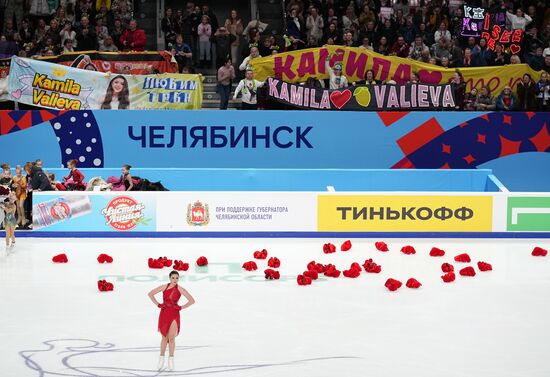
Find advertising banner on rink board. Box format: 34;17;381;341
317;195;493;232
266;77;455;110
156;192;317;232
7;56;202;110
32;192;156;232
251;46;539;94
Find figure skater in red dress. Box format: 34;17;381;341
148;271;195;371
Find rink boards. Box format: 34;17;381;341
30;190;550;237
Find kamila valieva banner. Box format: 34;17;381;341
266;77;456;110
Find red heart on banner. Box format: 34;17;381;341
417;70;443;84
330;90;352;109
509;44;521;55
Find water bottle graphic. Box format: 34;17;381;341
33;196;92;230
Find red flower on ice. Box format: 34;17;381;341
253;249;268;259
52;253;68;263
532;247;548;257
242;261;258;271
173;260;189;271
267;257;281;268
307;260;325;273
441;263;454;273
441;272;455;283
303;270;318;280
264;268;280;280
323;243;336;253
385;278;402;291
375;241;389;251
362;258;381;273
401;245;416;255
97;253;113;263
454;253;471;263
429;247;445;257
406;278;422;288
196;256;208;266
148;257;164;269
341;240;352;251
97;279;114;292
477;261;492;271
324;264;341;278
297;274;312;285
459;266;476;276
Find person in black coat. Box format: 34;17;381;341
210;26;236;69
517;73;537;111
27;164;52;191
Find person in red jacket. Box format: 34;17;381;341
64;159;86;191
120;19;147;51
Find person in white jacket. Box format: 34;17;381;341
506;8;532;31
233;66;265;110
325;56;348;89
306;8;324;45
239;47;261;71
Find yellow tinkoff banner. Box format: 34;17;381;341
317;195;493;232
251;46;540;95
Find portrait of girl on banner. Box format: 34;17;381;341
101;75;130;109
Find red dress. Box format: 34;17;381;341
158;284;182;337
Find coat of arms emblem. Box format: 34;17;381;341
187;201;209;226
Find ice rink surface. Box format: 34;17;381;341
0;237;549;377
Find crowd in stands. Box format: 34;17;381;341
0;0;143;58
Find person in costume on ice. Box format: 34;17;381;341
148;270;195;371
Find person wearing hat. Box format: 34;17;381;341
325;55;348;89
233;66;265;110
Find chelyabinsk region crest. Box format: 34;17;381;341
187;201;209;226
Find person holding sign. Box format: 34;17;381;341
233;66;264;110
325;54;348;89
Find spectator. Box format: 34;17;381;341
440;56;450;68
528;47;545;71
506;8;532;31
409;36;428;61
3;19;17;40
96;5;114;27
233;66;265;110
95;18;109;47
379;18;396;46
517;73;537;111
472;38;492;66
18;18;33;44
224;9;243;66
448;36;463;67
358;20;377;47
217;57;235;110
358;36;373;51
120;19;147;52
353;69;379;86
509;54;522;64
535;72;550;110
259;36;274;56
197;15;212;67
113;0;132;28
239;46;260;71
211;26;235;69
161;8;177;49
460;47;474;67
62;38;74;53
390;35;409;58
0;35;19;58
325;55;348;89
99;35;118;52
475;86;496;111
200;5;218;32
376;35;389;55
59;21;77;49
171;34;192;72
432;37;450;63
449;69;465;110
417;22;433;47
306;7;324;45
76;16;97;51
75;0;96;26
45;18;61;47
490;42;510;65
410;71;420;84
434;22;451;45
496;86;517;111
463;87;478;111
399;17;417;45
358;5;375;28
286;8;303;40
324;21;340;45
111;18;124;50
342;31;354;47
342;6;358;31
